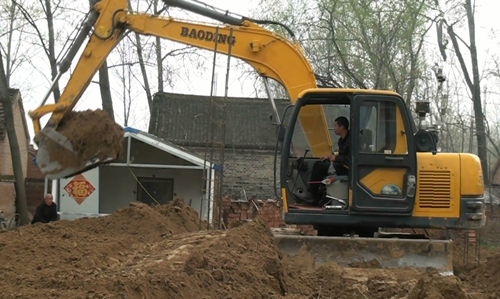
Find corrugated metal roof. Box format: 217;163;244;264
148;92;292;150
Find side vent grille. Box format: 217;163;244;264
418;170;451;209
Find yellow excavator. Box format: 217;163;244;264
27;0;485;274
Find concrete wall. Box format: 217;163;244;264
0;97;29;218
99;166;206;218
189;147;280;200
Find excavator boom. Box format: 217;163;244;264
28;0;332;179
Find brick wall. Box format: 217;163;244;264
0;96;29;219
222;196;285;228
25;146;51;214
0;182;16;217
0;97;28;177
189;147;281;200
27;146;43;179
221;196;314;234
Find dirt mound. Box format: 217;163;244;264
456;251;500;298
88;199;202;240
0;200;203;299
281;254;473;299
408;274;472;299
41;109;124;175
0;208;487;299
58;109;124;160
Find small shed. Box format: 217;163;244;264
52;127;215;221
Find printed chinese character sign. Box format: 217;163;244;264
64;174;96;205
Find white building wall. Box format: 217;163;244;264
99;166;207;218
58;167;100;214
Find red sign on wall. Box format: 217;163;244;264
64;174;95;205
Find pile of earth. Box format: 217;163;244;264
455;250;500;299
41;109;124;176
0;199;483;299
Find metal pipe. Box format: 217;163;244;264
126;135;132;165
217;27;233;229
44;177;48;195
163;0;243;25
204;26;220;230
263;77;281;125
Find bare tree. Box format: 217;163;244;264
0;52;29;225
98;60;115;121
86;0;114;120
13;0;88;103
436;0;489;183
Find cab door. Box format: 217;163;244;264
350;94;417;215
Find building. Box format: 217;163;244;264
52;127;215;221
148;92;292;200
0;89;30;218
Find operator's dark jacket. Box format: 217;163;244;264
333;131;350;175
31;202;58;224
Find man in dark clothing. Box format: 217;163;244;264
31;193;59;224
294;116;350;204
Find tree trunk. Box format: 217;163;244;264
466;0;488;184
154;0;163;93
0;53;29;226
446;0;489;184
134;32;153;113
44;0;61;103
98;61;115;121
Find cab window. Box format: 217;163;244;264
359;101;407;155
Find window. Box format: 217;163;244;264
359;101;407;155
289;103;350;157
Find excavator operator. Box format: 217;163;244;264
294;116;350;205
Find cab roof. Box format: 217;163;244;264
297;88;402;98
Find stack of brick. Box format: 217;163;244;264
221;196;285;229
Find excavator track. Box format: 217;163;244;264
271;228;453;276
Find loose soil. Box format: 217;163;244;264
0;199;494;299
41;109;124;175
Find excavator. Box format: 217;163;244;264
27;0;485;275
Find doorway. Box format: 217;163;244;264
137;177;174;205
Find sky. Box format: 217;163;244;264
9;0;500;148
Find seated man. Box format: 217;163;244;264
294;116;350;205
31;193;59;224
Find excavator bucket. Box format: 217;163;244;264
35;128;87;179
273;234;453;276
35;127;115;179
34;109;123;179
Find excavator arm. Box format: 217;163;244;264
28;0;333;178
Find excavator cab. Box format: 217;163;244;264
275;88;458;273
281;88;418;237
